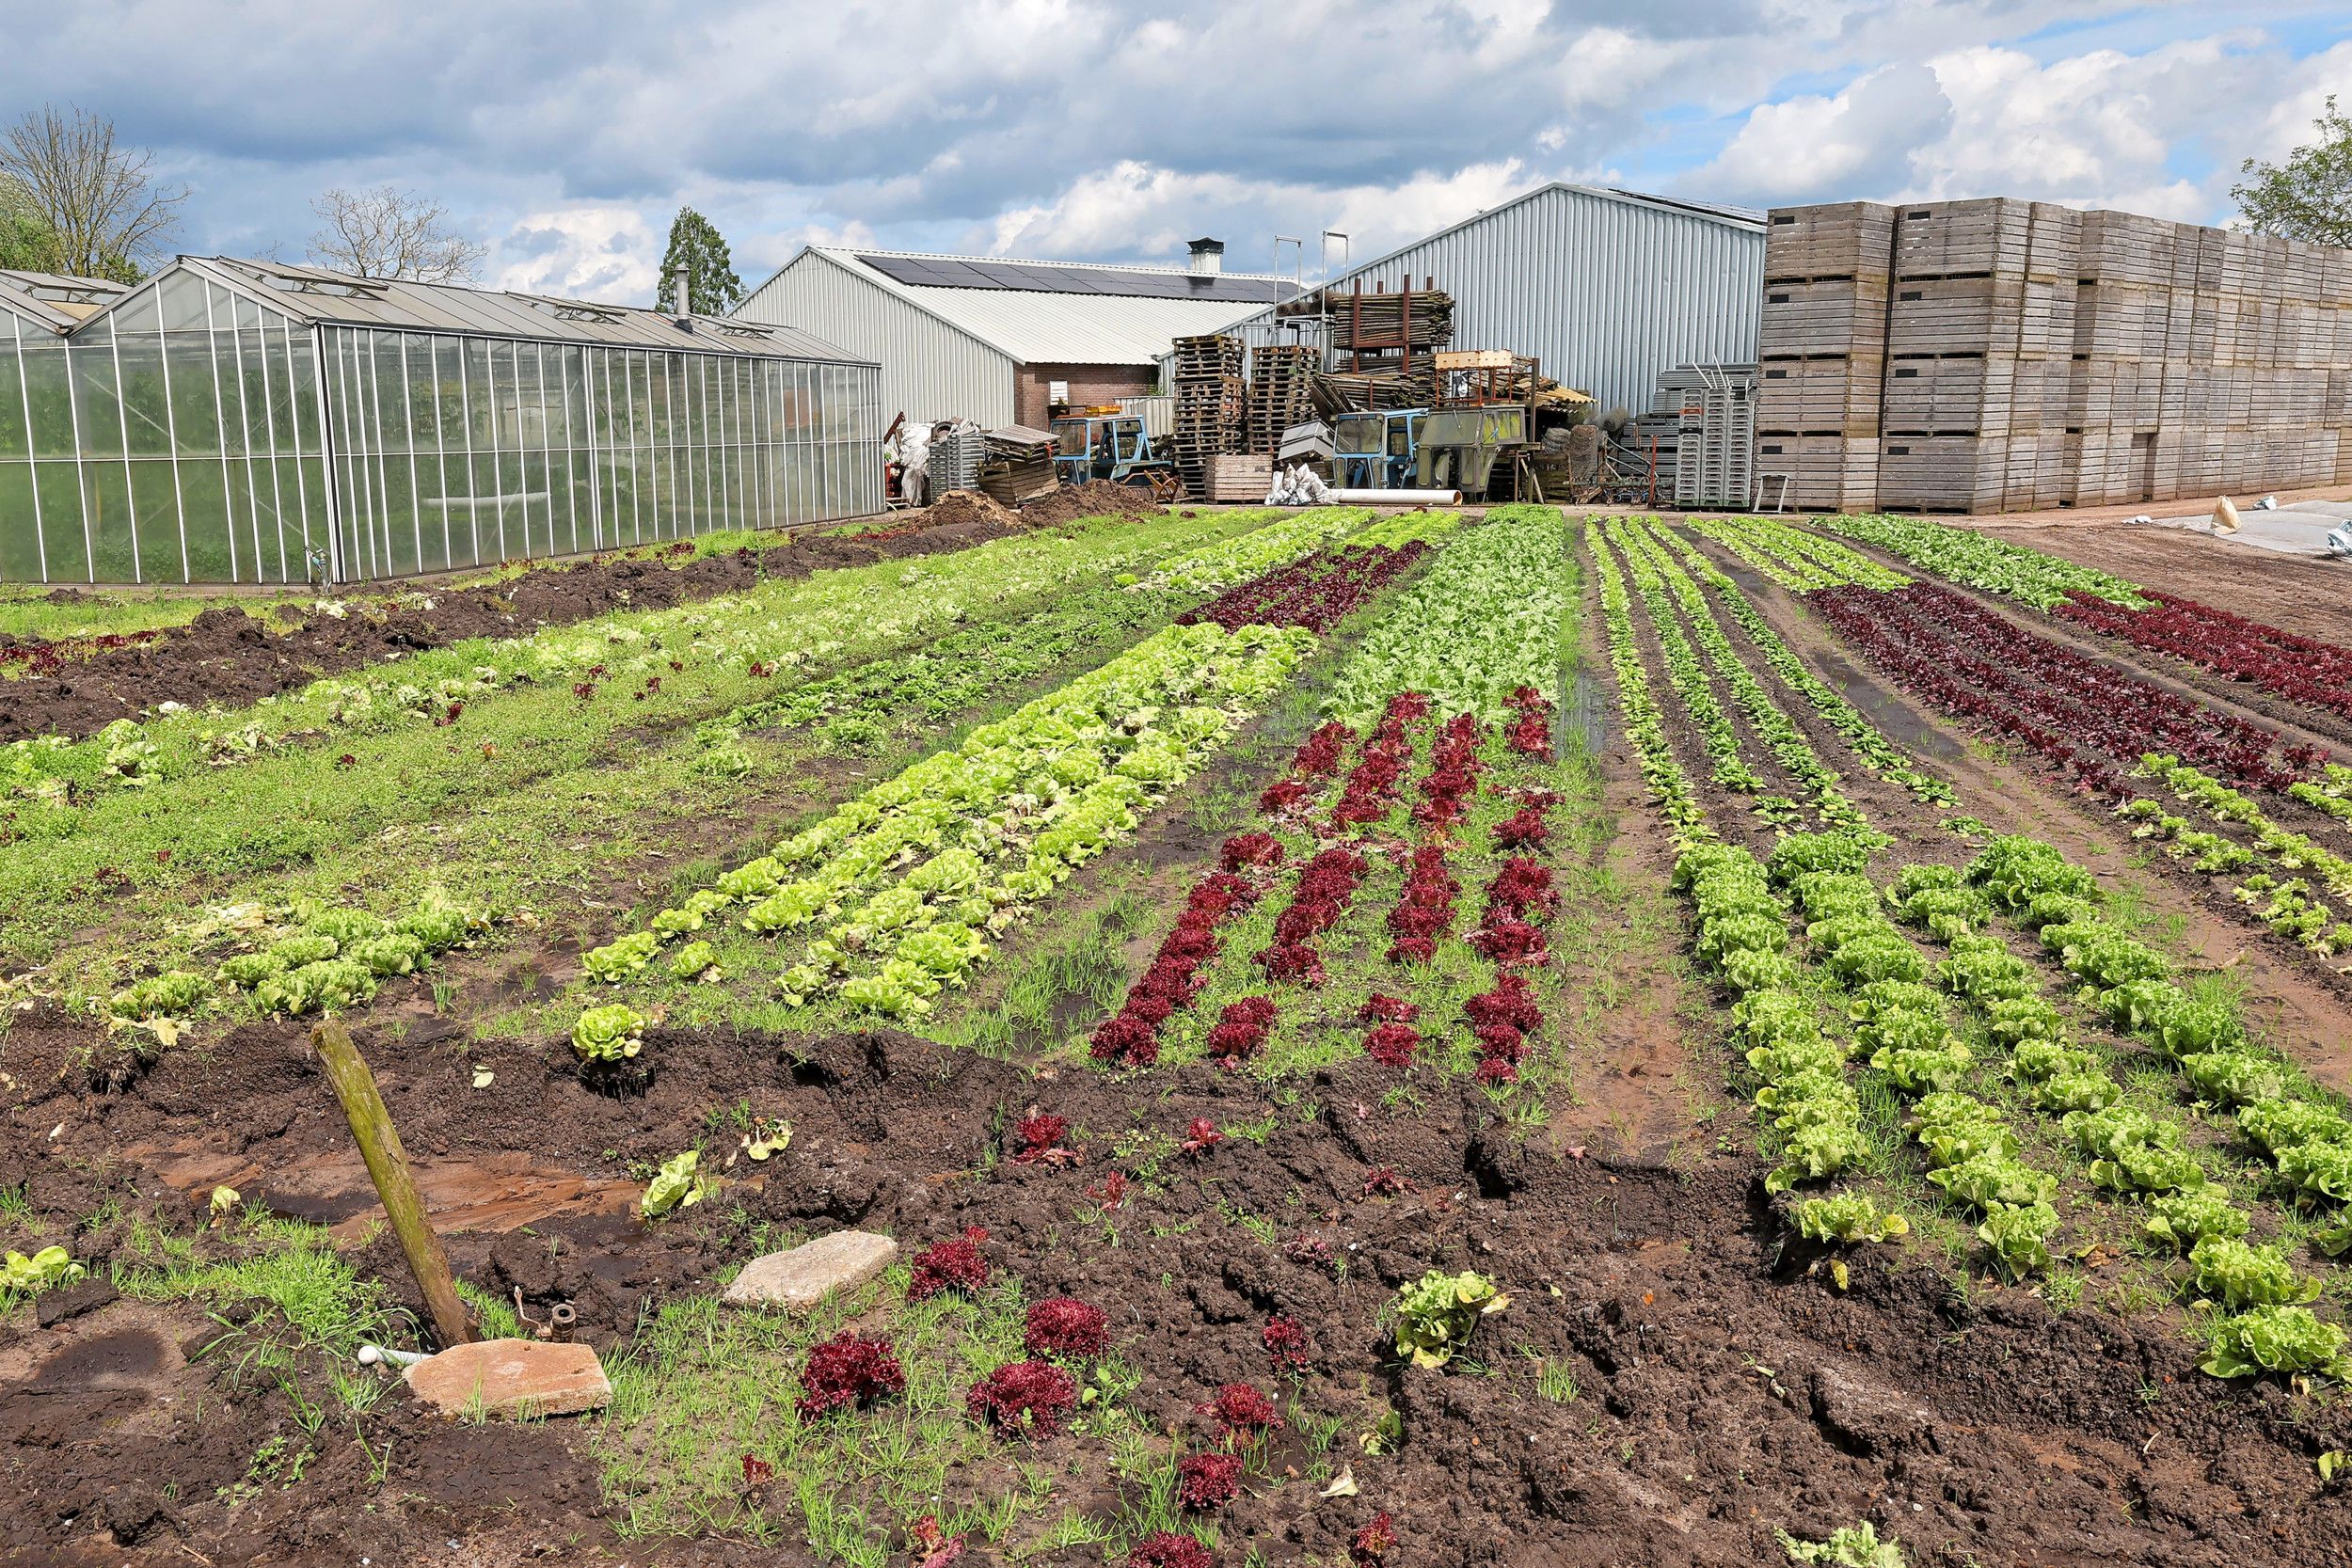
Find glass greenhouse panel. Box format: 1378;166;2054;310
1;261;878;582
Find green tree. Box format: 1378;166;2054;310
2233;95;2352;246
653;207;745;316
0;176;64;272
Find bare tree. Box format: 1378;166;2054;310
308;185;486;283
0;104;184;281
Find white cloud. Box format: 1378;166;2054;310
492;207;660;302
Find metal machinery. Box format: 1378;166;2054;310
1414;404;1530;498
1049;412;1182;499
1331;408;1427;489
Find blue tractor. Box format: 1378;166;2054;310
1050;412;1181;499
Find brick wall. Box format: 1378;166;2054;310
1013;363;1156;430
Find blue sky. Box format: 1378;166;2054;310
3;1;2346;302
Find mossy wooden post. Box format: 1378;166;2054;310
311;1019;473;1348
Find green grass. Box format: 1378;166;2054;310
591;1259;1111;1553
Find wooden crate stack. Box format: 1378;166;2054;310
1756;202;1891;511
1169;334;1244;500
1245;344;1321;455
1879;198;2079;512
1756;198;2352;514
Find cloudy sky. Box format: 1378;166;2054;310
7;1;2347;303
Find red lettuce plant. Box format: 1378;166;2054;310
1352;1512;1399;1564
1091;871;1262;1068
1257;847;1368;984
740;1453;774;1488
1484;857;1557;921
1504;684;1553;756
1180;1117;1224;1157
1012;1112;1079;1166
1177;1451;1246;1512
1199;1382;1282;1443
911;1516;966;1568
1360;993;1418;1024
1262;1313;1311;1372
1363;1022;1421;1067
1219;831;1285;872
1205;995;1279;1067
1384;843;1459;965
906;1228;990;1301
1024;1297;1112;1358
1362;1164;1414;1197
1283;1232;1337;1271
1411;712;1485;827
1129;1533;1216;1568
798;1331;906;1418
966;1360;1079;1439
1331;694;1425;828
1493;805;1550;848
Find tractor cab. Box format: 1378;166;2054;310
1050;412;1174;495
1333;408;1427;490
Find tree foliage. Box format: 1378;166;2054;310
2233;95;2352;246
654;207;744;316
0;104;183;281
0;176;63;272
308;185;485;283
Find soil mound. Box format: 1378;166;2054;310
1021;479;1166;530
921;488;1020;532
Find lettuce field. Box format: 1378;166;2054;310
5;497;2352;1567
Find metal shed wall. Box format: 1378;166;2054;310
1193;184;1767;417
737;251;1018;428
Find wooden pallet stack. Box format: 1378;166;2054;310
1755;202;1892;511
1170;334;1244;499
1754;198;2352;513
1245;344;1321;454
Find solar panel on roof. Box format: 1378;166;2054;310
853;251;1293;303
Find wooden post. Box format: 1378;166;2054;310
310;1020;473;1348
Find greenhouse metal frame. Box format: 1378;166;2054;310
0;258;883;586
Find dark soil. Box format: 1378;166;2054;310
6;1010;2349;1566
1019;480;1170;531
0;504;1028;744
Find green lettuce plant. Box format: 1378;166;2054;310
1392;1269;1509;1369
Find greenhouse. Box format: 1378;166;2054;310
0;259;882;586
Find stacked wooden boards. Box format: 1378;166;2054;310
1756;198;2352;513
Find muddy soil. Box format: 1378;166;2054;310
0;504;1030;745
6;1013;2349;1567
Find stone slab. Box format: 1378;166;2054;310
722;1229;898;1310
404;1338;611;1418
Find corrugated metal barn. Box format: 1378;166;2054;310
735;246;1297;429
1199;182;1766;418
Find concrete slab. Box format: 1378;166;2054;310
723;1229;898;1310
404;1338;612;1418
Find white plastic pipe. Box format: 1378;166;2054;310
1325;488;1463;506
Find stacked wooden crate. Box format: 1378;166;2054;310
1756;198;2352;513
1878;198;2079;512
1170;335;1244;500
1755;202;1890;511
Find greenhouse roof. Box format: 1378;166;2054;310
8;257;875;363
0;269;131;334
